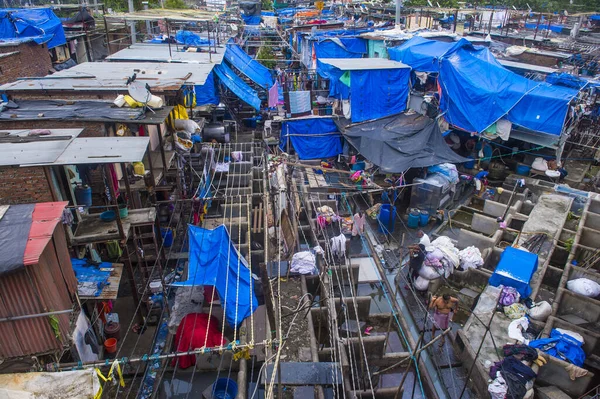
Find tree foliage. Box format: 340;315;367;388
256;46;277;69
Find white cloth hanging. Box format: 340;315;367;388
330;234;347;258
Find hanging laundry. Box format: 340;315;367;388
268;83;279;108
330;234;347;258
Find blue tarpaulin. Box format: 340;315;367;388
0;8;66;49
489;247;538;297
350;68;410;122
224;43;274;89
591;14;600;21
316;60;350;99
194;70;219;106
173;225;258;328
242;14;261;25
313;37;367;59
388;36;455;73
546;72;600;89
176;30;212;46
214;62;261;110
524;22;564;33
279;118;342;160
529;329;586;366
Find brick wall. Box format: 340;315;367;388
0;42;53;86
0;167;53;205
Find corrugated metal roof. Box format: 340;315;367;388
48;137;150;165
106;43;225;64
23;202;68;266
498;59;557;74
0;129;82;167
0;61;215;93
318;58;410;70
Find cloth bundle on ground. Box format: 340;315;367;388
499;285;521;306
458;246;484;270
567;278;600;298
428;163;459;184
529;328;586;367
290;251;317;275
527;301;552;321
489;355;537;399
505;303;528;319
171;313;226;369
508;316;530;344
428;236;460;274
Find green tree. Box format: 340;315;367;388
256;46;277;69
165;0;188;8
262;0;274;11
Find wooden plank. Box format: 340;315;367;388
258;202;263;232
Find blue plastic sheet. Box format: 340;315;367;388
316;60;350;99
279;118;342;160
489;247;538;297
242;14;261;25
0;8;66;49
72;258;112;297
350;68;410;122
546;72;600;89
313;37;367;59
173;225;258;328
224;43;274;89
591;14;600;20
388;36;454;73
524;22;564;32
214;63;261;110
529;329;586;366
176;30;211;46
194;70;219;106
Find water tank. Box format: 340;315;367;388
202;122;230;143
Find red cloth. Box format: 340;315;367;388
171;313;225;369
203;286;216;304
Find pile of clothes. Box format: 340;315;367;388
488;344;543;399
529;328;586;367
316;205;338;228
458;246;484;270
413;236;460;291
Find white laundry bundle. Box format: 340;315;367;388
458;246;484;270
528;301;552;322
567;278;600;298
290;251;316;275
414;276;430;291
507;316;529;344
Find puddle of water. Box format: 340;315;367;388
357;283;392;314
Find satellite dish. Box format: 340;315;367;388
128;80;152;104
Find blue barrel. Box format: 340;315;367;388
378;204;397;233
407;210;420;229
75;185;92;207
161;228;173;248
212;378;238;399
516;164;531;176
464;156;475;169
420;210;430;226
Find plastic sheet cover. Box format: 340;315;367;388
214;62;261;110
350;68;410;122
173;225;258;328
279;118;342;160
313;37;367;59
194;70;219;105
0;8;66;49
489;247;538;297
224;43;274;89
439;40;578;135
176;30;212;46
340;113;468;173
316;60;350;99
388;36;455;73
0;203;34;276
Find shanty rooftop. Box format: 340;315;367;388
106;43;226;64
318;58;410;70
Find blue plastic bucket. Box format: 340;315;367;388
464;156;475;169
351;161;366;171
516;164;531;176
407;210;420;229
212;378;238;399
161;228;173;248
419;210;429;226
378;204;397;233
75;185;92;207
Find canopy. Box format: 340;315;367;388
224;42;274;89
489;247;538;297
173;224;258;328
340;113;468;173
214;62;261;110
280;117;342;160
388;36;455;73
0;8;66;49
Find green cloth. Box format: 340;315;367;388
340;71;351;87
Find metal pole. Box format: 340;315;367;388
143;1;151;37
0;309;73;323
395;0;402;27
533;12;542;40
127;0;136;44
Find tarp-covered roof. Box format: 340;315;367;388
318;57;409;70
0;8;66;49
214;62;261;110
279;117;342;160
389;37;579;135
314;37;367;59
224;42;273;89
340;113;468;173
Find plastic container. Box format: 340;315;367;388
119;204;128;219
212;378;238;399
515;164;531;176
407;209;420;229
161;228;174;248
463;156;475;169
104;338;117;354
113;95;126;107
75;185;92;208
351;161;366;171
378;204;397;233
104;322;121;340
419;210;430;226
100;210;116;222
149;280;163;294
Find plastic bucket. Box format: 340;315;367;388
75;185;92;208
419;210;430;226
104;322;121;340
464;156;475;169
161;228;173;248
104;338;117;354
516;164;531;176
212;378;238;399
407;210;420;229
119;205;128;219
378;204;397;233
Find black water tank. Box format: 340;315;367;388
202;122;230;143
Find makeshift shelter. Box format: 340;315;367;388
224;42;274;89
0;8;66;49
389;37;579;136
339;112;468;173
172;224;258;328
0;202;79;359
317;58;411;123
279;117;342;160
214;62;262;110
